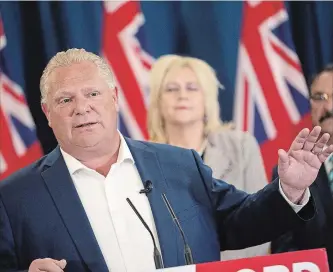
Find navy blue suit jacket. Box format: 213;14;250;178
271;165;333;270
0;138;315;271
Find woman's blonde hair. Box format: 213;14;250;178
40;48;115;104
148;54;230;143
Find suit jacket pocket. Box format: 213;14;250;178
176;205;199;223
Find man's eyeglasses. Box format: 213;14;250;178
310;93;333;102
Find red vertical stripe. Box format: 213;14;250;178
102;2;148;139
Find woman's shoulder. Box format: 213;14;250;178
208;127;257;146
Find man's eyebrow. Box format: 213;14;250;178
54;91;74;97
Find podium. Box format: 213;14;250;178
157;248;329;271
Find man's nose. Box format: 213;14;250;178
323;95;333;112
74;98;91;115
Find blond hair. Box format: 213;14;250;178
148;54;230;143
40;48;115;104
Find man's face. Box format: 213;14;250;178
42;61;119;153
310;71;333;142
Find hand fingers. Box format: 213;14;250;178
310;133;330;155
30;258;66;272
36;261;64;272
54;259;66;270
278;149;289;173
299;126;322;152
288;128;311;152
318;145;333;163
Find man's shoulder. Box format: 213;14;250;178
0;151;53;193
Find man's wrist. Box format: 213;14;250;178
280;182;307;204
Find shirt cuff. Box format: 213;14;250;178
278;180;310;213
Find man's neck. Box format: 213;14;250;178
80;149;120;177
62;134;121;177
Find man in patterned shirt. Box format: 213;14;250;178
272;63;333;269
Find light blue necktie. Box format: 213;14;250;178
328;156;333;190
329;155;333;180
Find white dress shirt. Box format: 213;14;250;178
60;134;161;272
60;133;310;270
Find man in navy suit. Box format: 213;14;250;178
1;49;333;272
271;64;333;270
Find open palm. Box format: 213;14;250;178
278;126;333;191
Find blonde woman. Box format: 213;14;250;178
147;54;270;261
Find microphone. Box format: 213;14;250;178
161;193;194;265
126;198;164;269
139;180;153;194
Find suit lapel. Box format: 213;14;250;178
41;147;108;272
312;165;333;257
316;166;333;222
125;138;179;267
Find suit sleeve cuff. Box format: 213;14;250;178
278;180;310;213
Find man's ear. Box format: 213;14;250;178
113;87;119;112
41;102;52;127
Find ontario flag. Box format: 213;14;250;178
233;0;312;180
0;15;43;180
102;0;154;140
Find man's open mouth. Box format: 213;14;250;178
75;122;98;128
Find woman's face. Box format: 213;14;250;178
159;66;205;127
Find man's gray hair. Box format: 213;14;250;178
40;48;115;104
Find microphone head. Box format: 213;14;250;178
140;180;153;194
145;180;153;191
